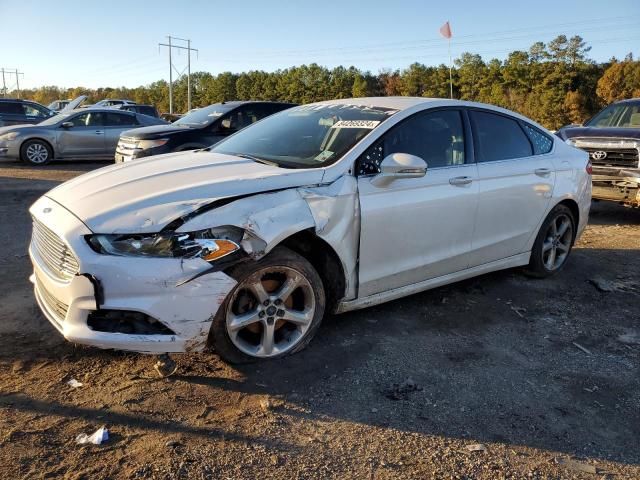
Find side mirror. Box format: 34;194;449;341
61;121;74;129
370;153;427;187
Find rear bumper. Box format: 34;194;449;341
591;166;640;206
29;196;237;353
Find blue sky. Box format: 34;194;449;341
1;0;639;89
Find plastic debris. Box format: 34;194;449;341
67;378;83;388
555;457;597;474
466;444;487;452
154;354;177;378
76;426;109;445
572;342;593;355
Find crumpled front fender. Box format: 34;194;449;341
176;175;359;301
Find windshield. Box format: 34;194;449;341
37;112;72;126
174;104;235;126
586;102;640;128
210;104;397;168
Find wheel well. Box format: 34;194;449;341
20;138;54;160
557;199;579;227
279;229;347;313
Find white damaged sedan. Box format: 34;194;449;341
29;97;591;363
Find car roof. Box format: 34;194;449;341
219;100;297;106
0;98;36;103
614;98;640;104
307;97;550;131
67;107;137;114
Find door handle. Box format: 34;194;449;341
94;130;104;134
534;168;551;177
449;176;473;186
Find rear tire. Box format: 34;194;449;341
209;246;326;364
21;139;52;165
525;204;576;278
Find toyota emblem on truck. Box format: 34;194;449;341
590;151;607;160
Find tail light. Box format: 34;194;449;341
586;159;592;175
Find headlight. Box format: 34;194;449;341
138;138;169;149
565;138;577;146
87;227;241;262
0;132;19;142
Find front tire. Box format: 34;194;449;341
209;246;326;364
21;139;52;165
525;204;576;278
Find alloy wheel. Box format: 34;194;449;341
25;143;49;164
225;266;316;358
541;213;573;271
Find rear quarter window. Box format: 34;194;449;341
522;123;553;154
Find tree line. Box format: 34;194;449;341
12;35;640;130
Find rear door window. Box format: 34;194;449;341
104;112;138;126
69;112;104;127
0;102;23;114
470;110;533;162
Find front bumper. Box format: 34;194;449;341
591;166;640;206
29;196;237;353
0;141;20;159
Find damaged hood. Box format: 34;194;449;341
46;150;325;233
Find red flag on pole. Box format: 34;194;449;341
439;21;452;39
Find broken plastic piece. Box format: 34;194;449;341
76;426;109;445
154;354;178;378
67;378;83;388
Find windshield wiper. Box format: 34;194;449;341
234;153;279;167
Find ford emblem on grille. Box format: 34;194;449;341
590;151;607;160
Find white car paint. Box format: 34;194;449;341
29;97;591;354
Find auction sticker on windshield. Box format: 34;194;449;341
331;120;380;129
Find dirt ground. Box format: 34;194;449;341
0;160;639;480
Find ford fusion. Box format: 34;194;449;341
29;97;592;363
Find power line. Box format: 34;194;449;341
201;15;640;62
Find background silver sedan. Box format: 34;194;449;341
0;108;166;165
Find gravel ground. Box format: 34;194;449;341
0;160;639;479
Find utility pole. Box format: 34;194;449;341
0;68;23;97
158;36;198;114
15;69;24;98
187;39;191;112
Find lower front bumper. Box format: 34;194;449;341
31;255;237;353
592;167;640;207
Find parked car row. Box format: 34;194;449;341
0;99;295;164
0;108;165;164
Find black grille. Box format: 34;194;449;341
582;148;639;168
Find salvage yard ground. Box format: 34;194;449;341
0;160;639;479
